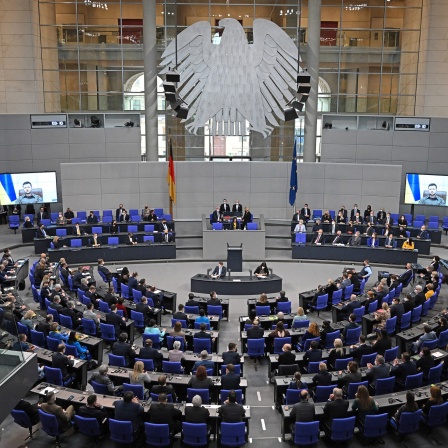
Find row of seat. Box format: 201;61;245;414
212;222;258;230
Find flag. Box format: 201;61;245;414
407;173;421;202
289;139;298;206
0;174;17;204
167;139;176;203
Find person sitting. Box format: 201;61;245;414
391;352;417;385
188;365;213;390
192;350;214;372
278;343;296;365
139;338;163;370
221;363;241;390
289;390;316;437
77;394;108;433
328;338;346;368
87;211;99;224
67;331;91;360
365;354;390;389
112;332;136;367
300;322;320;349
397;215;408;227
342;313;359;340
41;391;75;433
195;309;210;326
312;362;332;386
172;304;187;322
371;329;392;356
48;322;69;343
289;371;308;390
293;220;306;233
211;261;226;278
411;324;437;354
151;375;177;401
12;333;35;352
338;360;362;392
185;395;211;433
13;399;40;426
246;319;264;339
422;386;443;416
322;388;349;436
402;237;414;250
20;309;36;331
168;340;185;363
169;321;186;343
254;262;269;277
373;303;390;331
52;343;75;385
217;390;245;422
269;321;290;340
416;346;436;381
293;307;307;324
114;391;144;432
144;319;166;344
303;340;322;363
129;360;152;398
89;364;123;395
351;385;379;424
349;335;374;364
392;391;418;424
222;342;240;366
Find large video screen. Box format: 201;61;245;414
0;172;58;206
405;173;447;206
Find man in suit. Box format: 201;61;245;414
374;284;387;306
365;210;377;224
211;262;227;278
106;305;127;336
50;295;64;314
390;297;405;326
119;210;130;222
218;390;245;422
162;228;173;243
112;332;135;367
73;223;86;236
292;209;301;222
151;375;177;402
337;273;351;289
290;391;316;433
186;293;202;309
313;229;325;245
312;219;322;232
51;284;68;307
246;319;264;339
78;394;108;431
148;393;183;436
366;354;390;388
222;342;241;366
41;391;75;432
103;287;118;307
97;259;114;282
391;352;417;385
300;204;311;222
397;263;413;285
331;230;343;245
52;343;75;382
413;284;426;307
241;207;252;230
194;323;214;341
207;291;221;306
322;388;349;435
60;300;81;328
172;304;187;322
347;230;361;246
339;206;348;220
87;211;99;224
342;314;359;339
349;335;373;364
364;290;377;312
37;207;48;224
89;364;122;395
220;199;230;214
126;232;138;245
114;391;144;431
185;395;210;424
115;204;125;221
136;296;156;326
232;200;243;213
85;285;100;308
377;208;386;224
403;293;416;313
192;350;215;371
139;338;163;367
384;213;393;226
89;233;101;247
340;295;361;320
36;224;48;238
64;207;75;224
416;225;430;239
128;272;138;291
303;340;323;363
146;285;164;308
211;207;221;224
278;343;296;365
384;234;394;248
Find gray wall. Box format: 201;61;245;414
60;161;401;218
0;115;141;211
321;117;448;216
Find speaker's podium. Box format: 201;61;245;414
227;243;242;272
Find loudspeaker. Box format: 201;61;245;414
165;92;177;103
291;101;304;112
297;83;311;94
166;70;180;83
284;107;298;122
175;105;189;119
163;82;176;93
297;74;311;84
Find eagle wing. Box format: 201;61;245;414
159;21;214;121
252;19;301;127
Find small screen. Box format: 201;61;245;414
0;172;58;206
405;173;447;207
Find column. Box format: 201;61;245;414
303;0;321;162
143;0;158;161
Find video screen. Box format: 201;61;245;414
405;173;447;206
0;172;58;206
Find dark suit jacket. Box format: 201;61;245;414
114;400;144;431
366;363;390;386
139;346;163;362
222;351;240;366
350;344;374;363
98;265;112;281
221;372;241;390
218;403;245;422
111;341;135;366
36;228;47;238
220;203;230;214
106;312;126;334
128;277;138;291
323;399;349;423
232;204;243;213
300;208;311;220
185;406;210;424
391;360;417;382
313;234;325;244
211;210;220;223
390;303;405;324
126;236;137;245
398;269;413;285
350;209;360;220
52;352;74;379
303;348;323;363
212;265;227;278
149;403;182;431
119;214;130;222
246;326;264;339
365;216;377;224
116;208;124;221
173;311;187;321
78;405;108;424
278;351;297;365
414;292;426;307
37;212;48;222
290;401;315;422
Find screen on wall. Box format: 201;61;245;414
405;173;447;206
0;172;58;206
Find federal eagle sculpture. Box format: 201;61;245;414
160;18;304;138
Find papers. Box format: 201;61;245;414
39;387;59;395
232;279;241;282
432;351;445;358
72;359;82;367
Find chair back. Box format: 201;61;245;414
246;222;258;230
108;354;126;367
38;410;61;437
187;388;210;404
59;314;73;329
331;289;343;305
307;361;322;374
427;363;443;384
421;338;438;350
312;294;328;311
123;383;145;400
220;422;246;447
17;322;30;336
47;306;60;323
343;284;354;300
43;366;63;386
171;319;187;328
121;283;130;299
185;305;200;314
135;358;155;371
207;305;223;319
425;402;448;427
302;337;321;352
150;393;173;403
182;422;208;447
273;337;292;354
81;318;97;335
362;413;388;439
132;289;143;303
384;346;399;363
98;300;111;313
55;228;67;236
385;316;397;335
221;364;241;375
404;372;423;389
71;239;82;247
144;422;171;446
315;385;335;403
411;305;422;324
293;421;320;446
212;223;223;230
293;319;310;329
367;300;378;313
166;336;185;351
347;381;368;399
324;330;340;349
396;410;422;434
193;338;212;354
438;329;448;349
142;333;161;349
46;336;60;352
112;277;120;294
11;409;33;432
277;301;292;314
375;377;395;395
30;329;46;347
285;389;302;405
162;361;183;374
360;352;377;367
91;380;109;394
247;338;265;357
255;305;271;316
353;307;364;323
400;311;412;330
331;416;356;442
74;415;102;436
421;299;431;317
345;327;362;346
295;233;306;244
108;237;119;245
65;344;78;358
109;419;134;444
99;323;116;343
130;310;145;330
334;357;352;370
144;224;155;232
143;235;154;243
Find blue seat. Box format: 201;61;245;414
273;337;292;354
92;226;102;234
421;299;431;317
77;211;87;221
427;363;443;384
360;352;377;367
143;333;161;349
102;216;113;224
182;422;208;447
293;421;320;446
108;237;119;245
55;228;67;236
212;223;223;230
91;380;110;395
330;416;356;442
384;346;399;363
135;358;154;371
343;284;354;300
220;422;246;447
400;311;412;331
109;354;126;367
306;361;323;374
47;306;60;323
128;225;138;233
389;410;422;436
247;338;265;358
8;215;20;233
295;233;306;244
71;239;82;247
30;329;46;347
145;422;171;447
10;409;39;440
347;381;368;399
123;383;145;400
98;300;111;313
411;305;422;324
221;364;241;375
121;283;130;299
284;389;303;405
345;326;361;346
74;415;103;438
300;336;321;352
144;235;155;243
171;318;187;328
374;376;395;395
46;336;60;352
154;208;164;218
99;323;116;344
359;413;388;442
130;310;145;331
246;222;258;230
293;319;310;329
162;361;183;374
324;330;340;349
133;289;143;304
421;338;438;350
144;224;155;232
315;385;335;403
395;283;403;297
438;329;448;348
193;338;212;354
207;305;223;319
255;305;270;316
17;321;30;336
403;372;423;390
185;305;200;314
367;300;378;313
65;344;78;358
334;357;352;370
43;366;74;387
59;314;73;330
130;216;141;223
110;419;135;444
331;289;343;306
385;316;397;335
166;336;185;351
39;409;71;445
421;401;448;429
150;393;173;403
353;307;364;324
187;388;210;404
310;294;328;316
277;301;292;314
81;318;97;336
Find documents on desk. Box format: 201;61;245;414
233;279;241;282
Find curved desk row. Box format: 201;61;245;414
292;244;418;265
34;231;175;254
191;274;282;295
22;221;175;243
48;243;176;264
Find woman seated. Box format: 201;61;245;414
371;329;392;356
397;226;407;238
169;321;186;343
110;220;119;234
254;262;269;277
321;210;331;223
48;322;68;342
56;212;67;226
351;385;379;423
368;233;379;248
392;391;418;424
144;319;166;343
312;362;332;386
328;338;345;368
422;386;443;415
300;322;320;349
168;340;185;363
339;360;362;391
288;371;308;390
129;360;152;398
67;331;91;360
269;321;290;340
293;307;308;324
373;303;390;331
397;215;408;227
383;224;393;237
230;217;239;230
187;365;213;390
402;237;414;250
336;212;346;224
256;292;270;307
364;222;375;236
20;309;36;330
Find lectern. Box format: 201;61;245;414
227;243;242;272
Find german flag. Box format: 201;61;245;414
167;138;176;203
